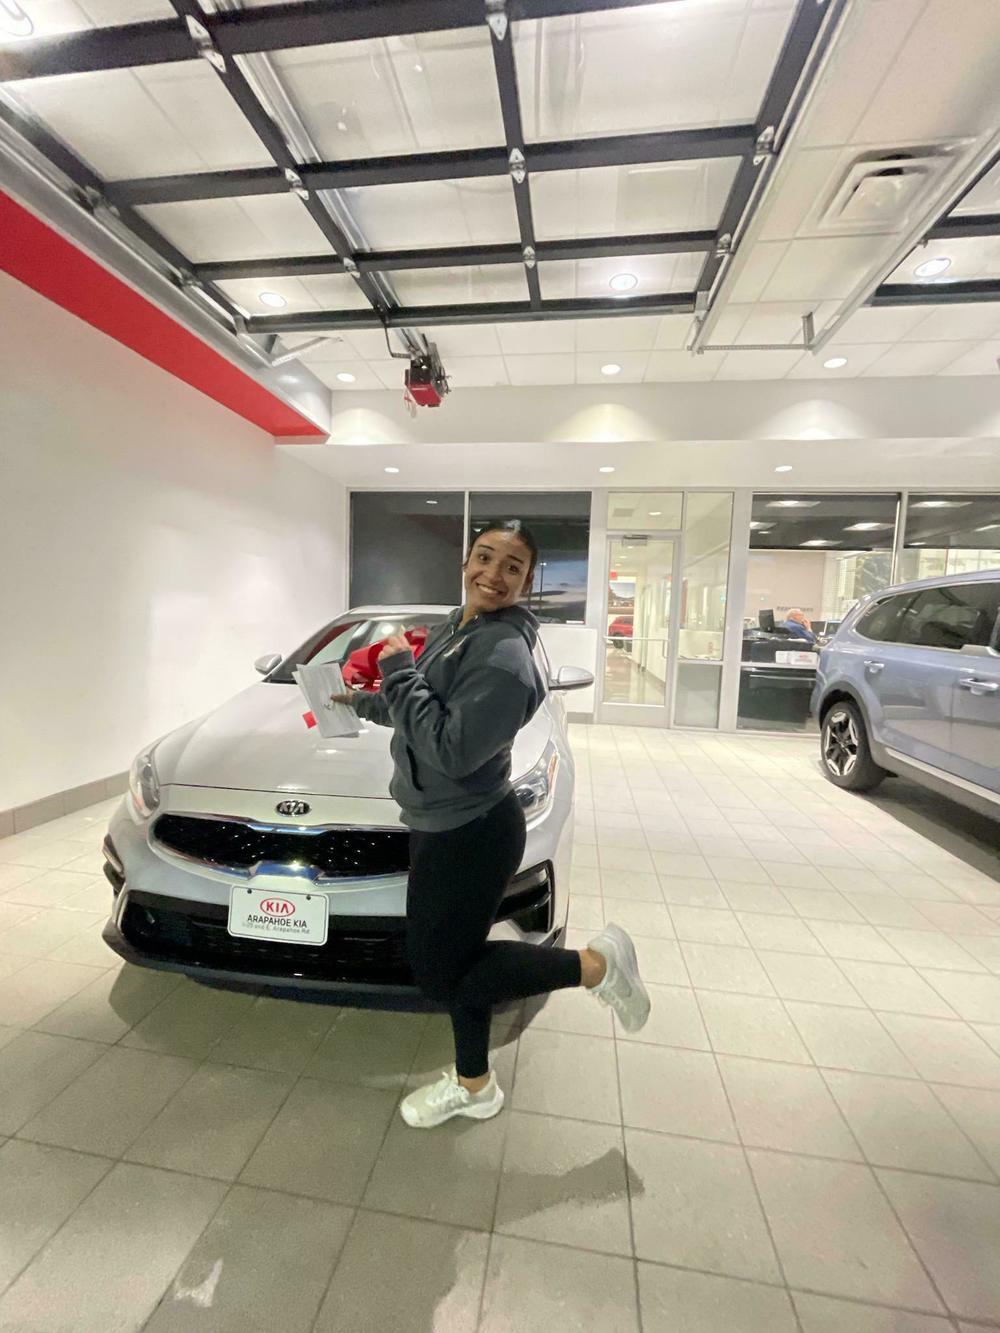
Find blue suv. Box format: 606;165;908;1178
812;571;1000;820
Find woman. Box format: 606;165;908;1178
333;520;650;1129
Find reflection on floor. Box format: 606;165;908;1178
603;643;667;706
0;729;999;1330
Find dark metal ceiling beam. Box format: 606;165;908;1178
489;7;540;307
247;290;695;333
105;126;753;207
869;280;1000;307
192;229;716;281
0;0;687;82
925;214;1000;241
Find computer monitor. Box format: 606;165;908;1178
758;609;776;633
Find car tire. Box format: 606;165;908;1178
820;700;887;792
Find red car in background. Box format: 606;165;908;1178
608;615;633;647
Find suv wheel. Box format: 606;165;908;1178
820;700;887;792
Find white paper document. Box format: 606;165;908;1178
292;661;361;738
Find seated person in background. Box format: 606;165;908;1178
780;608;817;645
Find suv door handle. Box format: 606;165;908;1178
957;677;1000;695
864;660;885;675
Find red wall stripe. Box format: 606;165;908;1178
0;191;326;439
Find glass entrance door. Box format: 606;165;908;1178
599;534;679;724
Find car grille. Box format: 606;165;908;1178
121;891;413;986
152;813;410;880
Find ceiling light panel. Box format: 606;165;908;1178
530;159;740;240
538;253;704;301
884;236;1000;285
390;264;529;307
339;176;519;249
265;29;503;159
513;3;795;141
216;274;370;315
6;63;271;179
138;195;333;262
1;0;171;38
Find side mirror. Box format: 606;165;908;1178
254;653;282;676
551;665;595;692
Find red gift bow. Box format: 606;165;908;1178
341;626;429;693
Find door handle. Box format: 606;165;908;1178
864;660;885;675
957;678;1000;695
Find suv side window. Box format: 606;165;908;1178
856;594;912;643
896;583;1000;651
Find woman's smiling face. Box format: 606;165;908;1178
463;530;534;614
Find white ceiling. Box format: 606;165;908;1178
2;0;998;390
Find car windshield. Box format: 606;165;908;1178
267;612;449;684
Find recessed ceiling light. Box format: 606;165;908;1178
767;500;820;508
413;62;424;73
336;371;356;383
914;256;952;280
426;499;438;505
912;500;971;509
823;356;848;370
649;511;662;516
337;120;348;132
609;273;638;293
384;466;400;474
601;363;622;376
0;0;33;36
774;465;793;473
845;522;892;531
599;466;616;474
975;523;1000;532
749;522;775;531
801;539;838;547
910;541;926;547
258;291;286;309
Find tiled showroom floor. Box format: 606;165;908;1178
1;729;1000;1332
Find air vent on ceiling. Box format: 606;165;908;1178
815;147;966;235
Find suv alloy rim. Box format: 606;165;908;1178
824;708;859;778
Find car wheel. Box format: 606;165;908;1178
820;700;886;792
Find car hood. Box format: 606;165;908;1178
154;682;553;798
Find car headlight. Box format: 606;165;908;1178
515;743;560;819
128;747;161;819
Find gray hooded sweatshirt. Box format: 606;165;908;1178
347;605;545;832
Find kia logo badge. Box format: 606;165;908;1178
276;799;310;817
260;899;296;917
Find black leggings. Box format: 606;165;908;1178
407;790;583;1078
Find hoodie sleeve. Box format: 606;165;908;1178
345;690;392;727
379;636;539;780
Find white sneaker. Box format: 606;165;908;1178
399;1067;505;1129
587;923;651;1033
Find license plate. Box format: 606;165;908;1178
227;886;329;946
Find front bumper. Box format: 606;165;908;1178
102;787;572;1006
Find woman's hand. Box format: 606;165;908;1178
327;692;354;707
378;633;411;662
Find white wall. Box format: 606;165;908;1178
0;273;346;812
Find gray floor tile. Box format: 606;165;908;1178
626;1130;780;1282
617;983;710;1050
878;1013;1000;1089
363;1105;508;1230
836;960;960;1018
18;1046;197;1158
878;1168;1000;1321
479;1234;639;1333
651;853;713;880
0;1141;111;1293
618;1042;737;1141
794;1292;953;1332
523;984;615;1038
824;1069;995;1180
932;1083;1000;1178
240;1078;396;1204
602;898;675;939
0;868;95;906
569;894;606;930
0;907;104;960
718;883;796;915
303;1007;427;1089
669;905;748;946
314;1210;489;1333
120;981;256;1059
205;993;341;1075
785;1003;915;1076
807;921;906;964
638;1264;798;1333
512;1028;621;1124
917;970;1000;1024
124;1063;292;1179
494;1112;632;1253
0;1162;226;1333
0;1031;106;1135
698;991;812;1063
844;894;934;931
757;952;865;1006
0;952;30;985
146;1185;352;1333
33;965;182;1045
630;935;689;985
0;960;107;1027
875;928;986;972
748;1151;943;1310
681;943;776;997
778;886;865;922
735;913;825;955
0;1027;19;1054
719;1057;862;1160
657;877;729;909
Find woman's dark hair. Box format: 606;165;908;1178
467;519;539;578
